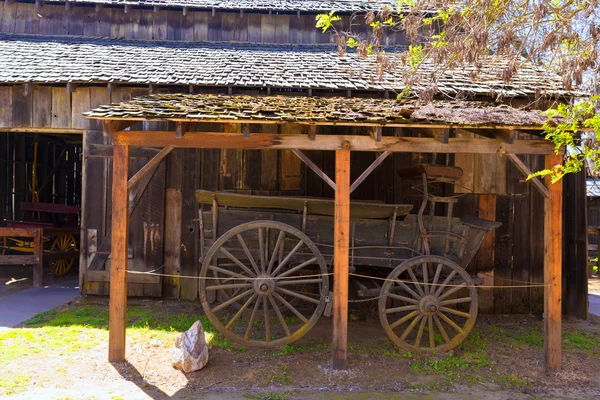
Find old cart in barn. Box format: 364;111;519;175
197;164;501;353
0;202;80;276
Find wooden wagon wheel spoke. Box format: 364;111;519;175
244;297;262;340
199;220;328;349
428;316;435;348
379;255;477;354
269;295;291;336
263;296;270;343
276;278;323;286
414;315;427;348
225;294;258;329
272;292;309;324
385;304;418;314
258;228;266;273
276;287;321;305
439;306;472;319
277;257;317;278
50;234;77;276
207;265;249;279
205;282;253;291
433;314;451;343
407;267;426;297
236;234;261;275
212;289;254;313
422;262;429;295
219;247;257;277
440;297;472;306
387;293;420;305
438;282;468;301
434;269;457;297
267;230;286;275
270;240;305;277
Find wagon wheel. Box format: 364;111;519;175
200;220;329;348
379;255;477;353
49;235;77;276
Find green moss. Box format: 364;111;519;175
0;373;30;395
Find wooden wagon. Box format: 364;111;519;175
196;165;501;353
0;202;80;277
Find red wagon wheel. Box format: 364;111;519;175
379;255;478;353
200;220;329;348
50;235;77;276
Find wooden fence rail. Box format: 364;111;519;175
0;227;44;287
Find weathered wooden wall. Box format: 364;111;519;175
0;3;408;45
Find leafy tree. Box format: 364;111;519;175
317;1;600;181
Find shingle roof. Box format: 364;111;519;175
67;0;406;13
84;93;551;127
0;33;574;98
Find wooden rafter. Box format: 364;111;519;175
127;145;174;190
506;153;550;198
111;130;558;155
350;151;391;193
291;149;336;191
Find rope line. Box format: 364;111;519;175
116;268;554;289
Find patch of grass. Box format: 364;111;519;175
483;326;543;348
492;373;531;390
0;373;30;395
263;364;293;386
411;353;490;375
273;340;330;355
563;331;599;352
245;393;291;400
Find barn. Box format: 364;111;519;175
0;0;589;373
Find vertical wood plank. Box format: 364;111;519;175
108;144;129;362
332;148;350;370
493;195;514;313
11;85;32;127
51;87;72;129
32;228;43;287
71;87;91;129
511;193;531;313
247;13;261;42
193;11;209;41
0;87;13;128
152;9;168;40
544;154;562;373
164;149;183;298
275;14;290;43
476;194;496;313
207;12;222;41
261;14;275;42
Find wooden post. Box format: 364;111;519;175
109;144;130;362
544;154;562;373
32;228;43;287
477;194;496;313
332;146;350;370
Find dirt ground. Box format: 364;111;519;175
2;295;600;400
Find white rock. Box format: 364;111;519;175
172;320;209;372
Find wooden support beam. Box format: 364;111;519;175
154;5;159;12
242;123;250;139
35;0;42;9
291;149;336;191
66;83;75;96
86;144;160;158
414;127;449;143
124;4;130;13
350;151;390;194
95;4;102;11
127;145;174;190
103;121;136;137
32;228;43;287
175;122;191;139
183;6;188;16
544;154;562;373
369;126;382;142
109;144;130;362
308;125;317;141
457;128;515;143
112;131;558;155
332;148;350;370
506;153;550;198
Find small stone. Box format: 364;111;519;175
172;320;209;373
151;338;163;347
